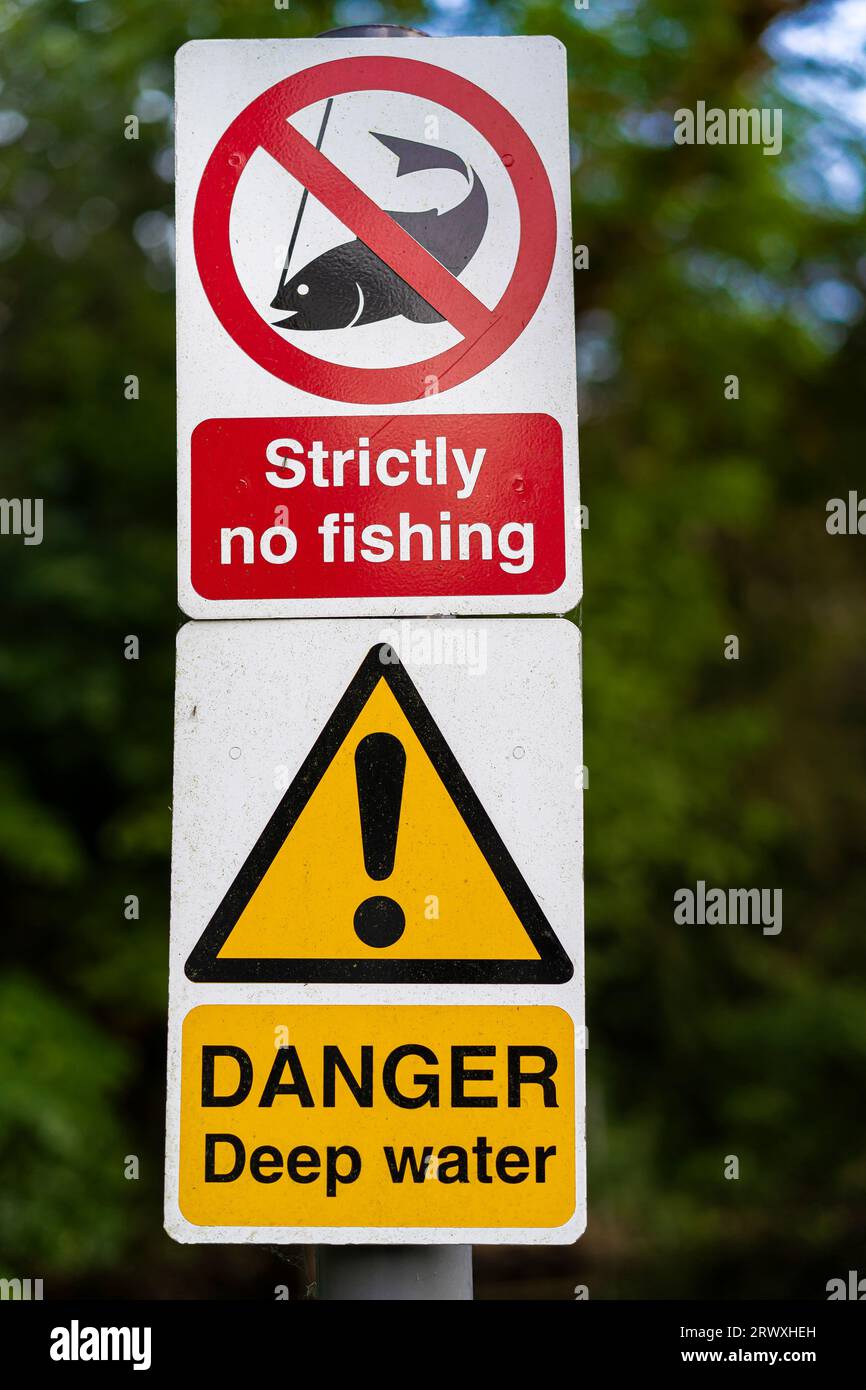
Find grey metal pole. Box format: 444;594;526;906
318;24;429;38
306;21;472;1301
317;1244;473;1301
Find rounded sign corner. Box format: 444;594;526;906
177;571;211;619
164;1200;198;1245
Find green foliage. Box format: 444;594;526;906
1;0;864;1298
0;975;129;1272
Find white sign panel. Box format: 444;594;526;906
165;617;585;1245
175;37;581;618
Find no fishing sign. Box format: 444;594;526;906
175;36;581;618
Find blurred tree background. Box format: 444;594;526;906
1;0;864;1299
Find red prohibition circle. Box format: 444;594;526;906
193;55;557;406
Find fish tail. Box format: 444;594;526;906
371;132;470;182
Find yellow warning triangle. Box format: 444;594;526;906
185;646;572;984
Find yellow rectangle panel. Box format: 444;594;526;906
178;1005;576;1229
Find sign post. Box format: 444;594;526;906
168;27;584;1302
317;1242;473;1302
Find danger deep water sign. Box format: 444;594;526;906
175;36;581;618
165;618;585;1246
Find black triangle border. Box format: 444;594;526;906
184;644;574;984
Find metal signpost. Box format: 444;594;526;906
168;29;584;1301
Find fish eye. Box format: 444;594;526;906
297;284;310;296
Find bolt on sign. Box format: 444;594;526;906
165;619;585;1244
175;36;581;618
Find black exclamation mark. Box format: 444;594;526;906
353;732;406;948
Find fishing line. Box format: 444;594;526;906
275;97;334;298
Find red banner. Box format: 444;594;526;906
189;414;566;601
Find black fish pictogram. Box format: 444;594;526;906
270;132;489;331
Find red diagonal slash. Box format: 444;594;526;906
260;119;496;343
